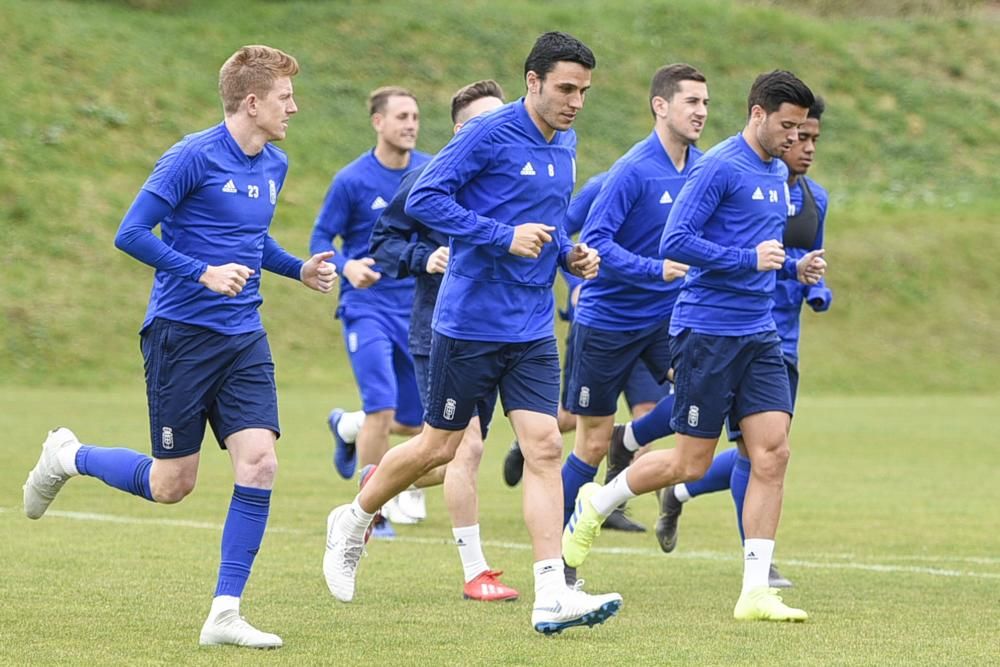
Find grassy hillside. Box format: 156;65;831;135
2;0;998;392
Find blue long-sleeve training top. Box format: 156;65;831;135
660;133;796;336
115;122;301;335
405;98;576;343
310;148;431;318
368;164;445;356
576;132;703;330
556;172;606;321
773;176;832;361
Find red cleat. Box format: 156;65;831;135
463;570;519;602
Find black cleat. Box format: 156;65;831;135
769;564;794;588
654;485;683;553
604;424;633;484
602;506;646;532
502;441;525;487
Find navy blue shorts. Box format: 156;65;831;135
140;318;280;459
564;321;672;416
412;352;497;438
727;356;799;441
424;333;560;432
341;308;423;427
623;358;672;409
670;329;792;439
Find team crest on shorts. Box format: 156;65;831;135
578;386;590;409
687;405;700;428
161;426;174;450
443;398;457;421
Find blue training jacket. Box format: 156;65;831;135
660;133;799;336
310;148;431;319
577;132;703;330
405;98;576;343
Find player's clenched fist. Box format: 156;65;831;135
509;222;555;258
199;263;255;297
662;259;689;282
301;250;338;293
343;257;381;289
755;239;785;272
567;242;600;280
796;248;826;285
425;246;449;274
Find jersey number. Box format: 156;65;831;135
247;185;260;199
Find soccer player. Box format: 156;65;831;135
563;70;826;622
501;172;674;537
654;96;833;588
367;79;518;601
558;64;708;562
310;86;430;531
22;45;337;648
324;32;623;635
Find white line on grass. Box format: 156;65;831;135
5;507;999;581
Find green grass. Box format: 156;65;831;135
2;386;998;665
1;0;999;391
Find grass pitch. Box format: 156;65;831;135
2;386;997;665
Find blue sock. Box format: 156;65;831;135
730;453;751;544
75;445;154;501
562;453;599;527
686;447;738;498
215;485;271;598
631;394;676;446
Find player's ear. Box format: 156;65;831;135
244;93;258;117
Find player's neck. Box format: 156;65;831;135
374;143;412;170
740;126;772;162
654;125;691;171
225;116;267;157
787;172;801;187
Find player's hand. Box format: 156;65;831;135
301;250;337;293
509;223;555;258
425;246;450;274
343;257;381;288
199;263;255;297
755;239;785;272
567;242;600;280
662;260;690;282
796;249;826;285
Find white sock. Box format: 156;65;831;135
453;524;489;583
209;595;240;618
622;423;640;452
742;538;775;593
56;442;81;476
591;470;637;517
337;410;366;443
342;497;375;540
533;558;565;598
674;483;692;503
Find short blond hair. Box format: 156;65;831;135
367;86;416;117
219;45;299;115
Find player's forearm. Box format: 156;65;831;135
405;188;513;249
262;235;304;280
114;190;206;281
659;226;755;272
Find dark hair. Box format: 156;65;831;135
450;79;505;123
368;86;416;117
523;31;596;80
649;63;706;118
746;70;814;116
808;95;825;121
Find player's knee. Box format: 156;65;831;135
152;477;196;504
753;440;790;479
523;432;563;469
239;451;278;487
456;430;485;463
681;457;713;482
420;430;462;468
363;409;394;434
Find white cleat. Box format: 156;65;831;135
382;494;420;525
396;486;427;521
323;505;365;602
199;609;282;649
531;587;623;635
23;427;80;519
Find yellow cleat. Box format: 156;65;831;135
733;586;808;622
561;483;604;568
